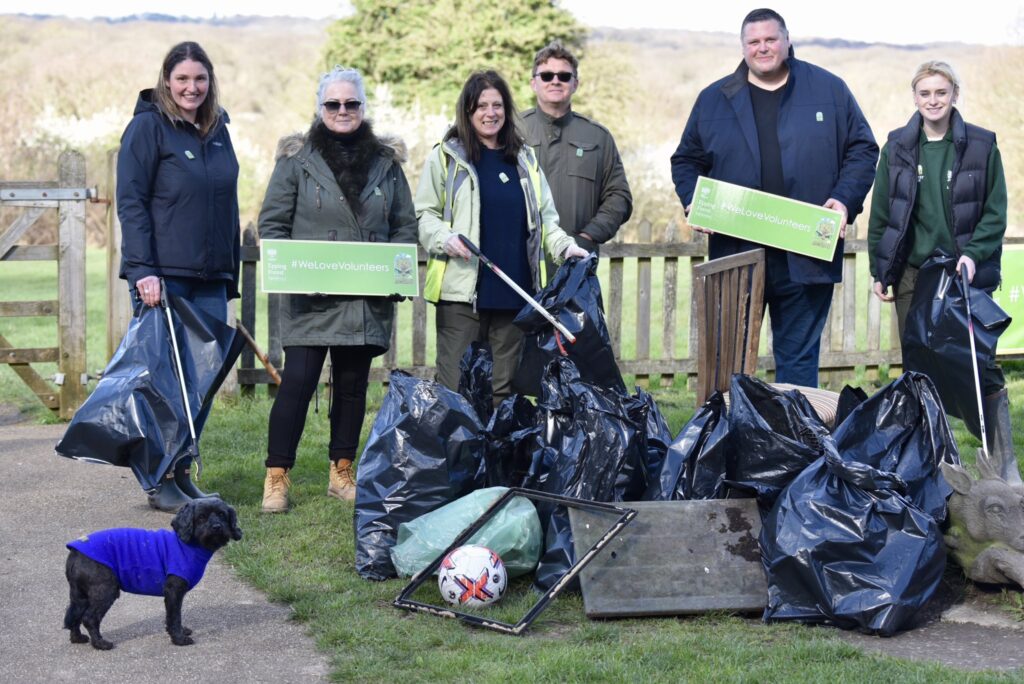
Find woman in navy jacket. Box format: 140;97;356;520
116;41;240;511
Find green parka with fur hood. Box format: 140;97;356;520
258;126;417;350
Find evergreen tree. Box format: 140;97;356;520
324;0;585;110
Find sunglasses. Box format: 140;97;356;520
536;71;573;83
322;99;362;114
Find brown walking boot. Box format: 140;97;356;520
261;467;291;513
328;459;357;501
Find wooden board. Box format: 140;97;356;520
569;499;767;617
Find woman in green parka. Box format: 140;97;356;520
257;66;418;513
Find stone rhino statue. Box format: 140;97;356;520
941;443;1024;588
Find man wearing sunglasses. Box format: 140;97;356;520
522;41;632;280
671;8;877;389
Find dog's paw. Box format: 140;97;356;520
69;632;89;644
90;638;114;651
171;634;194;646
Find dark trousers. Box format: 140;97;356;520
435;302;522;404
265;345;374;469
894;265;1004;395
764;251;834;388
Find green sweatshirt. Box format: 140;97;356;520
868;128;1007;278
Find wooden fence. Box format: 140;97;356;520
237;222;1022;394
0;151;92;418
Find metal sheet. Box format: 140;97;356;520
569;499;767;617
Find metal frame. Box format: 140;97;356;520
393;487;637;636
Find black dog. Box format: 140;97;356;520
63;497;242;649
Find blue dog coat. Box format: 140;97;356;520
67;528;214;596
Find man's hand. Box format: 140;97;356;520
872;281;894;302
957;254;976;283
685;204;714;235
824;198;849;238
563;244;589;260
136;276;161;307
443;234;472;260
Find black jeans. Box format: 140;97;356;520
265;345;375;469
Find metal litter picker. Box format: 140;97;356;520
457;234;576;344
962;264;989;460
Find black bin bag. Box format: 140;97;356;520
726;375;830;507
530;357;647;591
761;449;946;636
354;371;485;580
458;341;494;426
56;292;243;490
480;394;542;488
832;372;959;522
903;253;1011;436
512;254;625;397
645;393;730;501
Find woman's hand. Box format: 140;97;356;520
957;255;976;283
872;280;894;302
562;244;589;260
136;276;162;307
443;234;472;260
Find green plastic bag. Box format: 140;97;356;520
391;487;542;578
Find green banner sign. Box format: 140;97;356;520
993;245;1023;354
260;239;420;297
687;176;843;261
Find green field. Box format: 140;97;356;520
3;251;1023;682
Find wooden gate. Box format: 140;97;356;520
0;151;92;418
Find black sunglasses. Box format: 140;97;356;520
322;99;362;113
536;71;573;83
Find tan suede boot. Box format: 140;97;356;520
261;467;291;513
327;459;357;501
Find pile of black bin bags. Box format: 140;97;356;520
649;372;959;637
353;353;672;586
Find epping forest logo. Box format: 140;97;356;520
394;253;414;285
813;217;836;248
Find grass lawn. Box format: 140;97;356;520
4;249;1024;681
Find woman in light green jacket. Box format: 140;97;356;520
416;69;588;403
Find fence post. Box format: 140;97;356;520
105;148;132;359
57;150;87;418
240;225;257;396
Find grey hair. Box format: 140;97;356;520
315;65;367;119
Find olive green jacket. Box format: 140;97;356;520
258;131;418;349
521;108;632;249
415;138;576;304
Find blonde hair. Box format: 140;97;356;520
911;60;961;94
153;42;221;137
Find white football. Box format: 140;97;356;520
437;544;507;607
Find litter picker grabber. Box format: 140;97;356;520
962;264;989;459
160;282;203;478
457;234;576;344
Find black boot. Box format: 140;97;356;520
174;458;219;500
147;474;192;512
982;388;1022;485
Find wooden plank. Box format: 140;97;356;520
688;255;703;361
0;300;58;317
57;150;87;418
240;226;257;395
661;256;678;388
0;333;59;410
693;265;708;404
106;148;132;358
384;308;398;370
635;221;652;386
267;292;283;398
0;347;60;363
570;500;767;617
1;245;57;261
867;280;881;351
413;293;427;368
0;206;45;258
608;257;623;357
842;253;857;352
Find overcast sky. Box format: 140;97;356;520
6;0;1023;46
